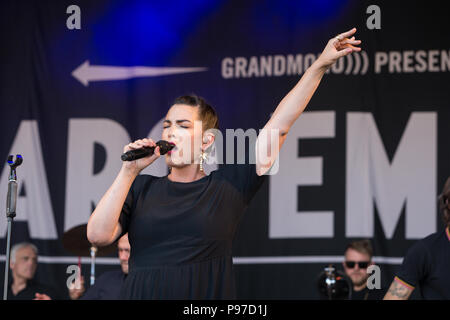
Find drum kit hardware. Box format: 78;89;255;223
62;224;117;285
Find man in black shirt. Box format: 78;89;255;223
384;177;450;300
69;233;130;300
4;242;58;300
343;240;385;300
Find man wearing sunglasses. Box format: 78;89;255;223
343;240;385;300
384;177;450;300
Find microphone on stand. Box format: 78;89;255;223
121;140;174;161
3;154;23;300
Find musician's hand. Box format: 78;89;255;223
33;293;52;300
316;27;362;69
68;275;85;300
121;138;161;176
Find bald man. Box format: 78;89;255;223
69;233;130;300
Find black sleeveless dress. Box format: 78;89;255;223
118;163;267;299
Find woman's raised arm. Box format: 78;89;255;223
256;28;361;175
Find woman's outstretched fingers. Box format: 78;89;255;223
342;39;361;46
350;45;362;51
337;47;353;58
344;37;360;43
340;27;357;39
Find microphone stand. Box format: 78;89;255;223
324;265;336;300
90;245;97;286
3;155;23;300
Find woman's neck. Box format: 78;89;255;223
168;165;206;183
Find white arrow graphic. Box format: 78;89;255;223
72;60;208;86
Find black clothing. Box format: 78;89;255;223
351;286;385;300
81;269;126;300
395;228;450;299
119;163;266;299
5;280;58;300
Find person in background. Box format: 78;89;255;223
3;242;59;300
343;239;385;300
69;233;130;300
384;177;450;300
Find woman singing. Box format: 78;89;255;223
87;28;361;299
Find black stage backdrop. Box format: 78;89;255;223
0;0;449;299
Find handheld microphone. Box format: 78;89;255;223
121;140;174;161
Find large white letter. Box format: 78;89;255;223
0;121;57;239
269;111;335;238
346;112;436;239
64;119;130;232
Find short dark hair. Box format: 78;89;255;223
345;239;373;259
172;94;219;131
439;177;450;228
